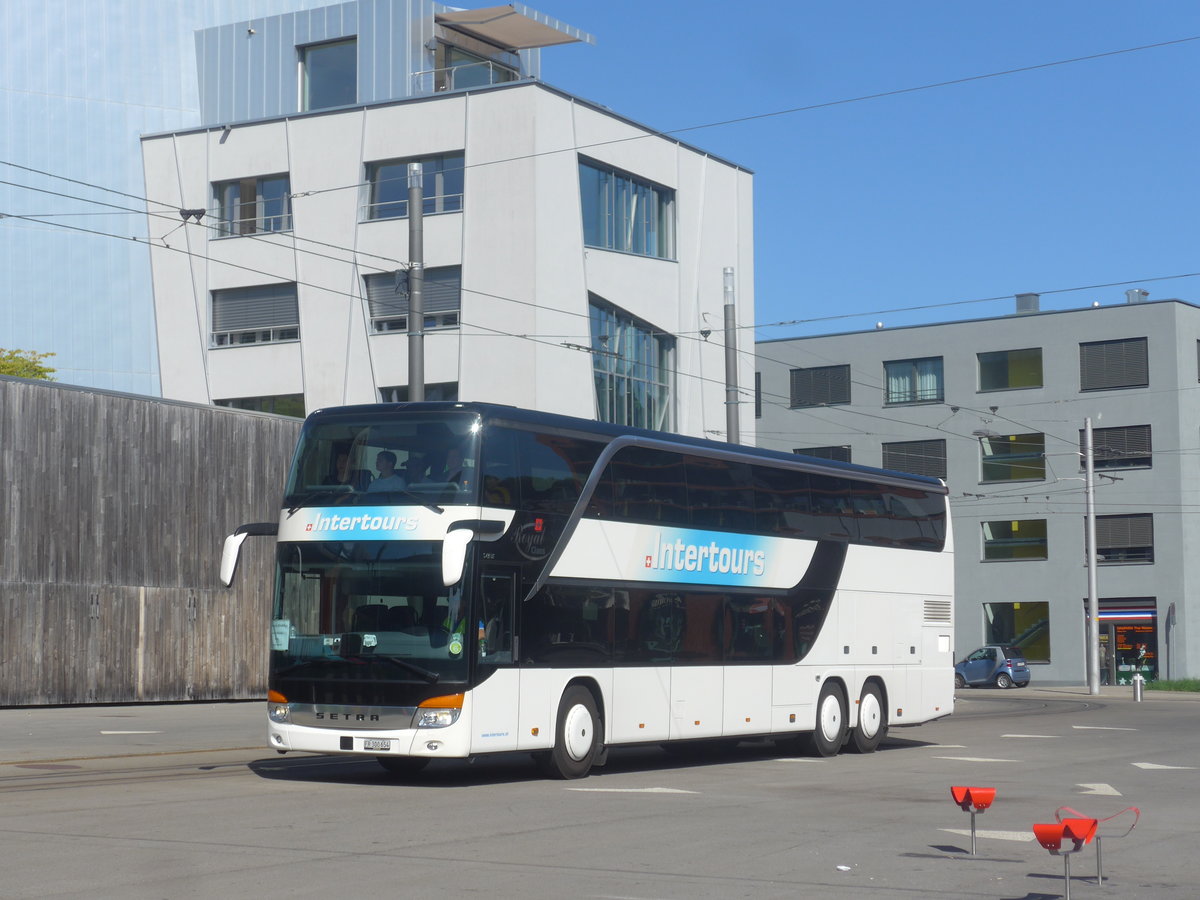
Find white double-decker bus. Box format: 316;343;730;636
224;402;954;778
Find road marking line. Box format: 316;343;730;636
1078;783;1122;796
99;730;163;735
1133;762;1195;770
772;757;820;762
1002;734;1058;739
1073;725;1137;731
567;787;698;794
940;828;1034;842
932;756;1017;763
916;744;967;749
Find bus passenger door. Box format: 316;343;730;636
469;568;520;753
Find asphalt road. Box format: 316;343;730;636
1;687;1196;899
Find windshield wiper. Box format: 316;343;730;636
345;654;440;684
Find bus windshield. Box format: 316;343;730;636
272;540;471;692
284;410;480;508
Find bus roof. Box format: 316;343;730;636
304;401;948;495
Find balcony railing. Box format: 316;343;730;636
211;213;292;239
411;61;520;95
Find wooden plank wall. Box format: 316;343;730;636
0;377;301;706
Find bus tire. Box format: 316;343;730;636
376;756;429;776
807;681;848;757
539;686;601;779
848;682;887;754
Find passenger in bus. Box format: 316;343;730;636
367;450;406;492
324;451;371;491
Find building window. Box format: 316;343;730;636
590;296;674;431
434;43;517;90
754;372;762;418
984;600;1050;662
364;267;461;333
795;446;851;463
215;394;305;417
363;154;464;220
1095;514;1154;564
1080;337;1148;391
301;38;356;111
1082;424;1152;469
211;283;299;347
790;364;850;408
379;382;459;403
579;158;675;259
980;432;1045;482
982;519;1047;560
978;347;1042;391
882;439;947;479
884;356;943;404
213;175;291;237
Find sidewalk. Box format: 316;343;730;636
1003;684;1200;701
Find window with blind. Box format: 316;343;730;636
980;432;1045;482
363;154;464;220
364;267;461;333
1081;424;1152;469
1095;514;1154;564
983;519;1048;560
789;364;850;407
210;283;299;347
794;446;851;463
882;439;947;479
884;356;943;404
1080;337;1148;391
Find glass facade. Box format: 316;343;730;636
589;298;674;431
579;158;675;259
0;0;331;393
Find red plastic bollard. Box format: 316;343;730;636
950;786;996;854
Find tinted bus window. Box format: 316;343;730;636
686;457;755;532
606;448;689;527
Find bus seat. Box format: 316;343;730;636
384;605;417;630
352;604;388;631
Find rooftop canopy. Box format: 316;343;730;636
436;3;595;50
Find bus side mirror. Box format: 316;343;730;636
219;522;279;587
442;528;473;587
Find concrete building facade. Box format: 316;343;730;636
140;0;754;438
756;296;1200;685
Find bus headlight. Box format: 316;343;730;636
415;708;460;728
267;690;291;724
415;693;464;728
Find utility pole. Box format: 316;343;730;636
1084;417;1100;695
723;266;739;444
406;162;425;402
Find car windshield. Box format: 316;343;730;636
270;540;471;691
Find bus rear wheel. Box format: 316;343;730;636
376;756;429;776
848;682;887;754
537;686;601;779
807;681;848;757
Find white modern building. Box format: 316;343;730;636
1;0;335;393
140;1;755;438
756;294;1200;684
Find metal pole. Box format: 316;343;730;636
1064;853;1073;900
1085;417;1100;695
722;267;739;444
969;810;977;855
407;162;425;402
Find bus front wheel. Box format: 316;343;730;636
537;686;601;779
807;681;848;757
848;682;887;754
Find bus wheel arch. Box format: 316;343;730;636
536;679;605;779
807;678;849;757
848;679;888;754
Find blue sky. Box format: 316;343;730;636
527;1;1198;341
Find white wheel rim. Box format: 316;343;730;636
859;691;881;739
563;703;594;761
819;694;842;742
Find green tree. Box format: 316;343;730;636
0;348;56;381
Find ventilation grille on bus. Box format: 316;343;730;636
924;599;952;624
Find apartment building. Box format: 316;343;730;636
140;0;755;438
756;294;1200;684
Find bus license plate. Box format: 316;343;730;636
363;739;391;751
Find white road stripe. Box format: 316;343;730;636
1073;725;1137;731
1002;734;1058;739
1133;762;1195;770
916;744;967;749
940;828;1034;843
933;756;1018;763
1078;783;1122;796
567;787;698;794
100;730;163;735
